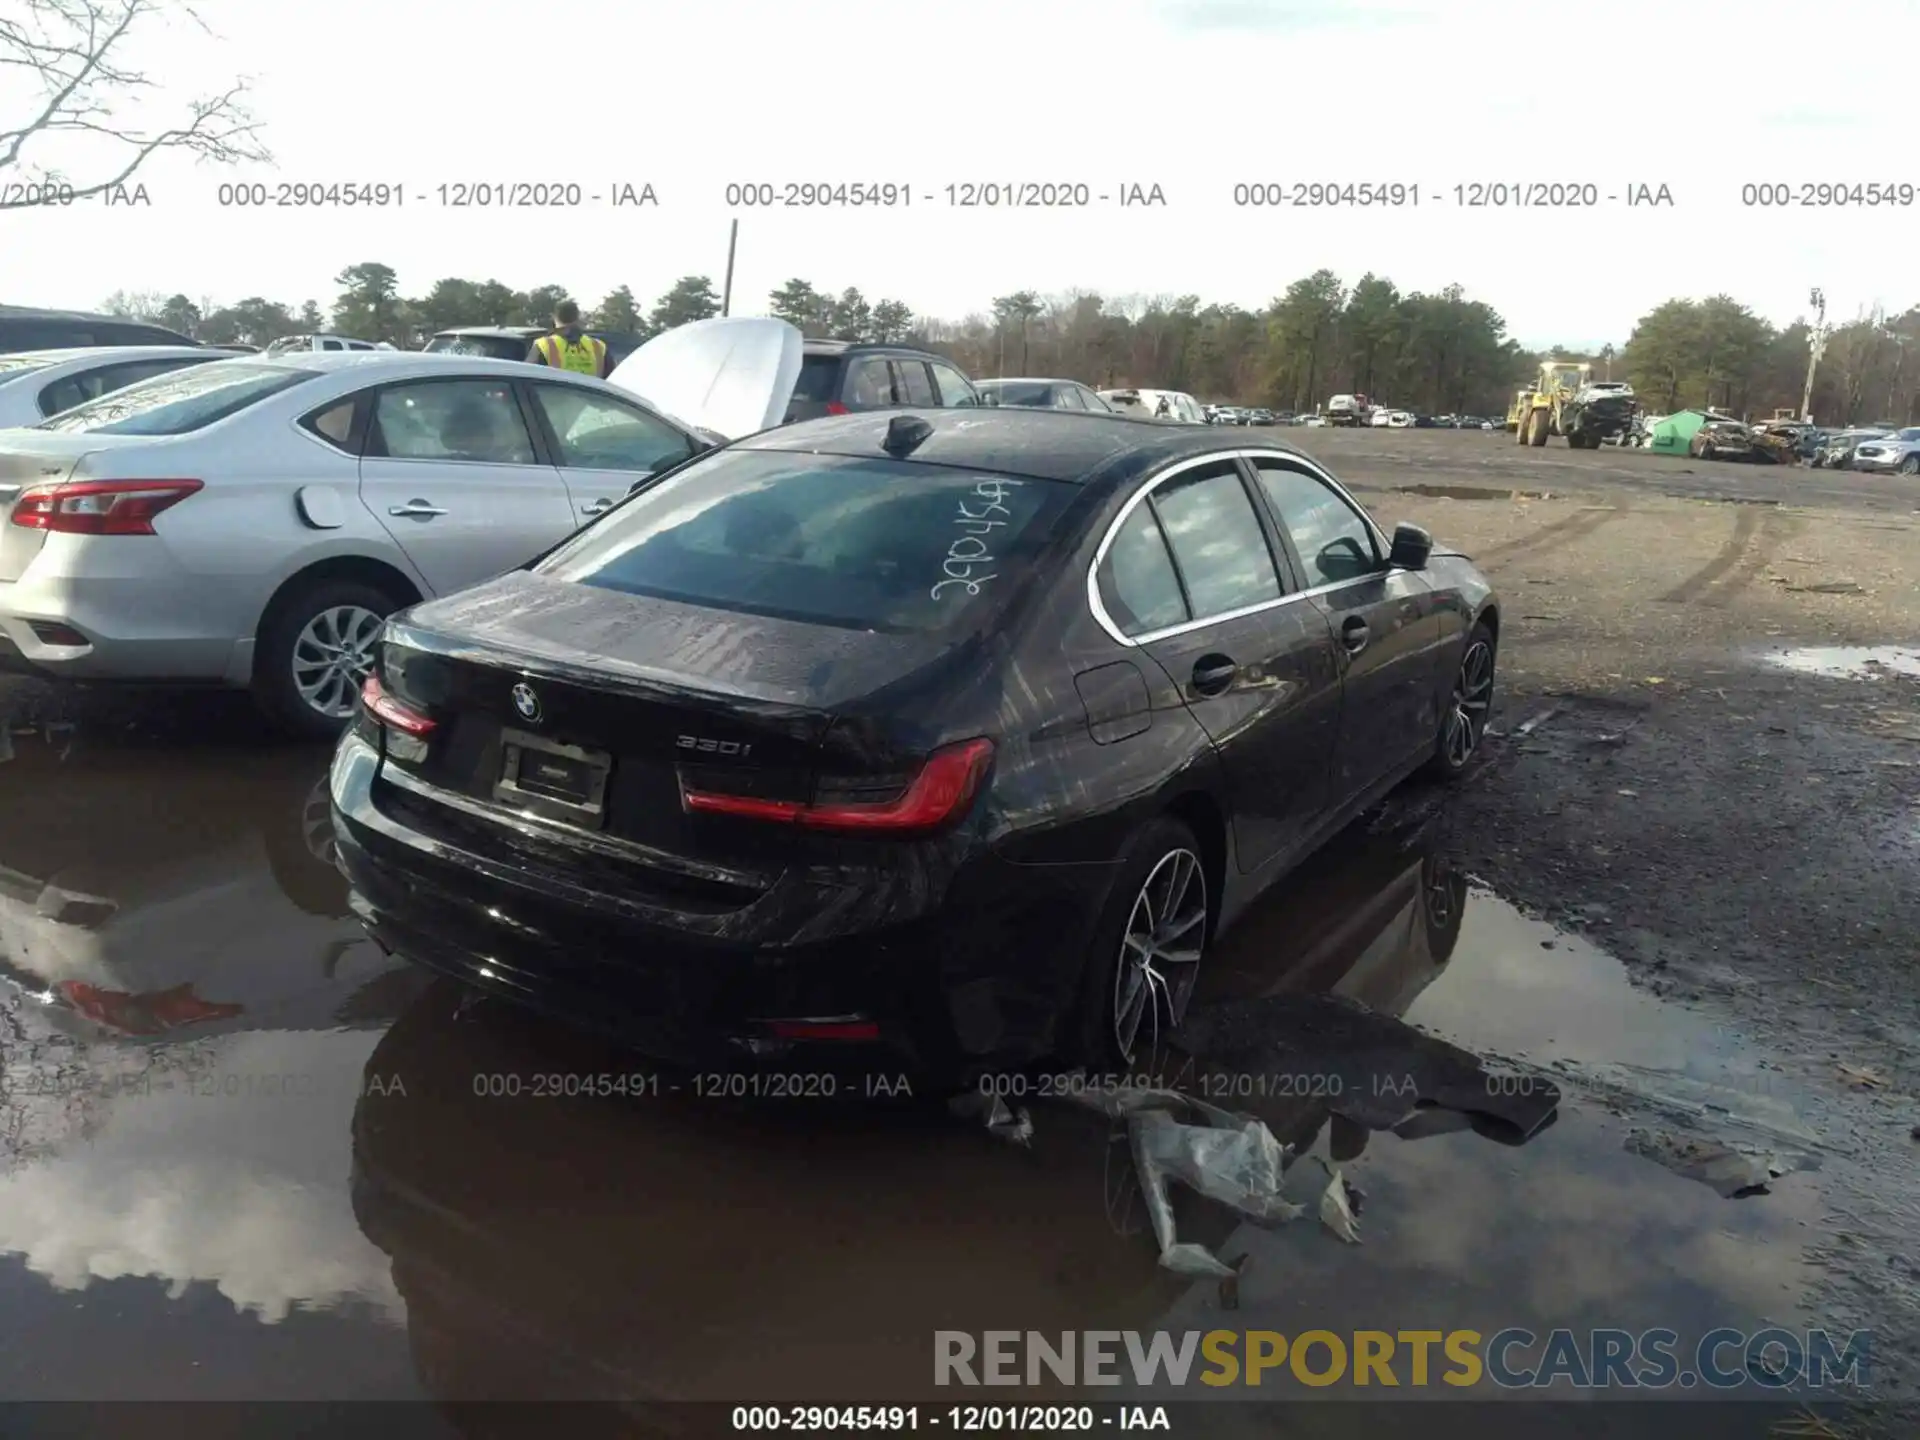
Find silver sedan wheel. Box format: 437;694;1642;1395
1446;639;1495;768
292;604;384;719
1113;848;1207;1063
301;773;338;866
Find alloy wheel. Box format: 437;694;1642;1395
301;772;338;867
1113;848;1207;1063
1445;640;1495;768
292;604;384;719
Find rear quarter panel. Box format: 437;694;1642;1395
980;477;1227;869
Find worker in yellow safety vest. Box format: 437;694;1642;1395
526;301;609;378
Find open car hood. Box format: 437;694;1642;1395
608;317;803;441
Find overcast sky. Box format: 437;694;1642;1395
6;0;1915;347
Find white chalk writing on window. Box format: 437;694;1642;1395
930;478;1024;599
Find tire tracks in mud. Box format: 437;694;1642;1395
1657;505;1799;608
1478;502;1629;567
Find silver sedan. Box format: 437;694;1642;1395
0;350;727;736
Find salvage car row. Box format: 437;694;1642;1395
1;313;1503;1091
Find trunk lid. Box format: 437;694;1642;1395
0;432;124;582
377;572;957;887
606;317;803;441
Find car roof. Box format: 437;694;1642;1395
433;325;545;338
244;352;567;379
0;303;195;335
800;339;942;358
978;377;1079;386
0;345;214;364
734;407;1316;484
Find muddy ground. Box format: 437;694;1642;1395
2;427;1917;1427
1316;426;1920;1063
1318;425;1920;1404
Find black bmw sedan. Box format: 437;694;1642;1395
329;408;1499;1084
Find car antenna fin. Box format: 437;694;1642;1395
883;414;934;457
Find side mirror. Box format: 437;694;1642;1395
1389;522;1433;570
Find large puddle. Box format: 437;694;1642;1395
1760;645;1920;681
0;707;1849;1409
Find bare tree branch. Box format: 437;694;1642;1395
0;0;268;207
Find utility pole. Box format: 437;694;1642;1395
721;220;738;317
1800;287;1828;424
1885;331;1910;422
1600;343;1614;381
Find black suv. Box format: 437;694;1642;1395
784;340;979;423
0;304;198;354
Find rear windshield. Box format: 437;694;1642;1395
791;354;842;402
981;383;1052;407
425;334;530;360
537;449;1073;633
36;362;309;435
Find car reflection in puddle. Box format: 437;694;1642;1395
0;716;419;1044
348;801;1824;1407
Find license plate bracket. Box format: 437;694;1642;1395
495;727;611;828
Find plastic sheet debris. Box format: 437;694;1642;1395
1176;993;1562;1141
948;1081;1312;1281
948;1091;1034;1147
1314;1159;1362;1244
955;994;1570;1284
1624;1129;1813;1199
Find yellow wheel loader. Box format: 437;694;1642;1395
1503;387;1531;432
1514;361;1637;449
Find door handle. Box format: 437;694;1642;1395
1341;617;1370;655
389;500;447;519
1190;655;1238;696
580;497;615;516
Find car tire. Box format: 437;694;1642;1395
1071;816;1210;1074
1426;621;1497;782
1902;454;1919;475
253;576;403;740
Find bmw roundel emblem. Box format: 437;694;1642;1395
510;682;541;723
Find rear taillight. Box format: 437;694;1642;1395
681;737;994;834
766;1018;881;1042
360;673;437;737
825;401;850;415
9;479;203;535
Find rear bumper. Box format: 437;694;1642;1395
329;735;1107;1081
0;568;246;682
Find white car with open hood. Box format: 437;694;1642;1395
0;317;806;737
